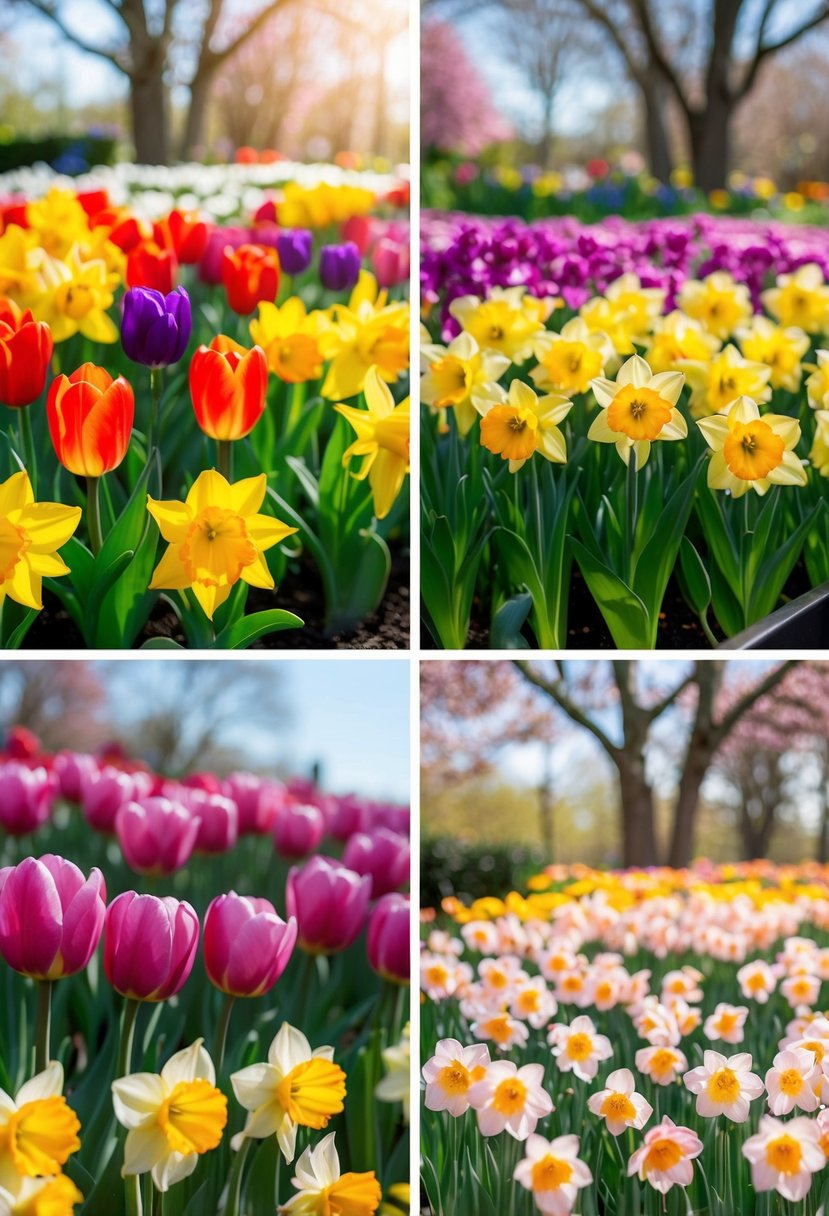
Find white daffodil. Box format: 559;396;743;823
0;1063;80;1192
230;1023;346;1161
280;1133;381;1216
375;1024;410;1124
111;1039;227;1193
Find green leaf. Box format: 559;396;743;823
571;538;652;647
678;536;712;617
490;593;532;648
140;637;185;649
3;608;38;650
214;610;304;649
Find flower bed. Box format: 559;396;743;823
0;169;410;649
421;862;829;1215
421;212;829;649
0;731;410;1214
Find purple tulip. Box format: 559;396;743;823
319;241;361;292
121;286;191;368
273;803;325;860
0;855;106;979
115;796;198;876
0;763;55;835
203;892;297;997
343;828;410;900
286;855;371;955
367;893;409;984
276;229;313;275
103;891;199;1001
81;765;151;834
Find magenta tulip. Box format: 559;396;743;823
371;237;409;288
81;765;152;833
342;828;410;899
53;751;98;802
115;796;198;875
328;794;372;842
0;854;106;979
367;893;409;984
0;762;55;835
203;892;297;997
224;772;270;834
273;804;325;860
189;791;238;855
286;856;371;955
103;891;199;1001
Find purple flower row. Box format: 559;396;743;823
421;210;829;336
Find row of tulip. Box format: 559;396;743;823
421;258;829;648
0;733;410;1215
0;174;410;648
420;862;829;1216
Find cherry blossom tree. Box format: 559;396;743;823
421;18;513;154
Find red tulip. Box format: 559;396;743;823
0;297;53;408
221;244;279;314
155;210;210;265
189;335;268;440
126;241;177;293
47;363;134;477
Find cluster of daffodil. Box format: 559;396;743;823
0;179;409;648
421;861;829;1216
421;265;829;649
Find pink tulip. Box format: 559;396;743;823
104;891;199;1001
225;772;283;834
0;854;106;979
53;751;98;802
342;828;410;899
371;237;410;288
115;796;198;875
203;892;297;997
189;791;238;855
81;765;152;833
198;226;249;285
0;762;55;835
273;804;325;860
328;794;372;842
286;855;371;954
367;893;409;984
376;804;410;836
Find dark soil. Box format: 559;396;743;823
422;561;813;651
24;548;410;650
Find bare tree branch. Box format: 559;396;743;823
514;660;619;757
16;0;129;69
736;1;829;99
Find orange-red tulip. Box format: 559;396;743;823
92;208;152;253
47;363;134;477
221;244;279;315
154;210;210;265
189;336;268;440
126;241;177;294
0;297;53;408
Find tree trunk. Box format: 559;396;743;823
689;99;732;192
617;754;658;867
130;71;169;165
640;77;673;183
538;745;554;861
181;68;212;161
667;748;710;868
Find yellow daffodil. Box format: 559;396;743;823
531;317;613;395
374;1024;410;1124
449;287;546;362
0;1173;83;1215
644;310;721;374
697;396;807;497
735;316;810;391
277;182;375;228
146;469;297;620
805;350;829;410
678;343;772;419
589;354;686;467
762;263;829;333
0;227;43;304
32;248;119;344
0;472;81;611
335;365;409;519
604;273;665;334
280;1133;381;1216
112;1040;227;1193
378;1184;410;1216
0;1063;80;1191
230;1023;346;1162
579;295;642;357
420;331;510;435
678;272;753;340
249;298;330;383
473;378;572;473
809;411;829;476
25;189;91;261
321;272;409;400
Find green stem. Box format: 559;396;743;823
117;998;141;1078
626;446;638;585
34;979;53;1073
214;994;236;1075
217;439;233;482
699;606;719;649
152;1182;163;1216
149;368;164;452
287;380;306;433
86;476;104;555
224;1139;251;1216
19;405;37;497
125;1175;142;1216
